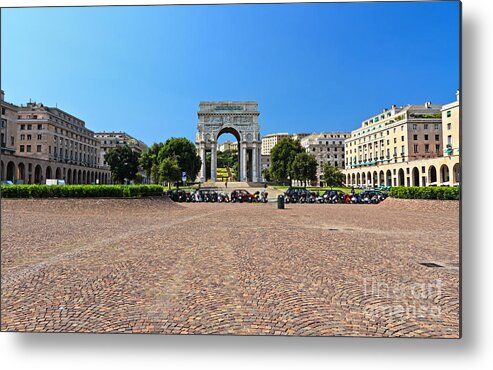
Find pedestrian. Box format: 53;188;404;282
225;181;228;189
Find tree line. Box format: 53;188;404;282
104;136;345;188
104;137;201;186
266;137;345;188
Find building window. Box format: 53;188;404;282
413;144;418;153
37;145;42;152
20;134;25;140
447;111;451;117
394;138;397;144
424;124;428;130
436;144;440;152
27;145;31;152
10;136;14;146
447;135;452;146
37;134;42;140
434;124;439;130
37;124;43;130
20;145;25;152
21;124;25;130
435;134;440;141
424;134;429;140
425;144;429;153
447;123;452;130
401;136;404;142
27;124;32;130
412;124;417;130
27;134;32;140
413;134;418;140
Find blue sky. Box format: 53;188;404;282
1;1;459;145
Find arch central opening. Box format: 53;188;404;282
212;130;239;182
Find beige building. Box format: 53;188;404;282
217;140;238;152
300;132;351;186
1;92;111;184
261;132;289;156
95;131;148;169
344;94;460;187
442;90;460;157
1;90;18;156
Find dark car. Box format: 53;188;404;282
230;189;255;203
193;189;218;202
284;187;312;203
322;189;346;203
168;189;189;202
360;190;387;204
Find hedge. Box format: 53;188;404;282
0;185;165;198
389;186;460;200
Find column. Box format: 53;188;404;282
200;144;207;182
241;143;247;182
211;142;217;182
252;145;257;182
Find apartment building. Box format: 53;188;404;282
300;132;350;186
95;132;148;168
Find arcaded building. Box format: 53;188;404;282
0;92;111;184
343;93;460;187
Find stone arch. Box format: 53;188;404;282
6;161;16;182
440;164;450;185
398;168;405;186
428;165;437;185
196;101;261;183
453;163;460;185
412;167;420;187
82;170;86;184
373;171;378;187
55;167;62;179
77;170;81;184
386;170;392;186
356;173;361;187
0;160;4;181
362;172;366;186
46;166;53;180
17;162;26;183
379;170;385;186
34;165;43;184
67;169;72;184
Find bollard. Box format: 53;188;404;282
277;194;285;209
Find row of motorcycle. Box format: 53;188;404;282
284;188;388;204
167;188;269;203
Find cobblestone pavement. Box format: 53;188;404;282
1;198;459;337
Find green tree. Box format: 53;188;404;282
159;157;181;188
270;137;304;185
105;145;140;184
322;163;345;188
139;142;164;183
151;163;160;185
289;152;318;186
158;138;201;181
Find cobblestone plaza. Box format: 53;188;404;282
1;198;459;337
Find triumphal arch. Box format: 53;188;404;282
196;101;262;183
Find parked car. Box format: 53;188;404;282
230;189;255;203
284;187;312;203
0;180;14;186
322;189;346;203
168;189;189;202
